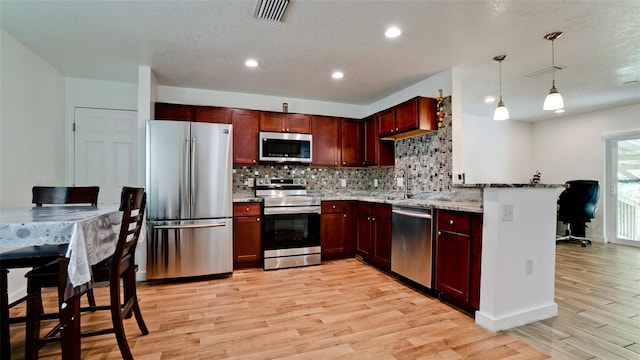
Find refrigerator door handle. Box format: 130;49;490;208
153;223;227;230
191;137;196;207
183;137;190;212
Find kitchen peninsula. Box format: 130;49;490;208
234;182;564;332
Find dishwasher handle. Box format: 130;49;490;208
392;208;432;219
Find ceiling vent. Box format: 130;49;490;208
522;65;564;78
254;0;290;22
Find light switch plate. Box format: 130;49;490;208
341;179;347;187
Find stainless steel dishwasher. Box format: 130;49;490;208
391;205;433;289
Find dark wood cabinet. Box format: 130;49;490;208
320;201;354;260
356;202;392;271
231;109;260;165
154;102;194;121
340;119;363;167
434;210;483;314
233;202;262;269
378;108;396;137
378;96;437;140
311;116;341;166
260;112;311;133
364;115;394;167
194;106;231;124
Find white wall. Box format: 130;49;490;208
0;29;66;302
1;30;66;207
531;103;640;241
366;69;452;115
477;187;559;331
136;66;158;280
460;114;534;184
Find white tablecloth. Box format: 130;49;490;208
0;205;121;287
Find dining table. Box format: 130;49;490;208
0;205;122;360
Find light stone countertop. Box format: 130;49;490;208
233;191;483;213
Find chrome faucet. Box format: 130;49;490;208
394;166;409;199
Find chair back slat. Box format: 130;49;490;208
32;186;99;207
111;187;146;279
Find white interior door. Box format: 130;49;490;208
606;134;640;246
74;107;138;204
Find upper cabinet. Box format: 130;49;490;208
194;106;231;124
155;103;231;124
260;112;311;133
155;103;194;121
340;119;363;167
311;115;341;166
231;109;260;165
364;115;394;167
378;96;437;140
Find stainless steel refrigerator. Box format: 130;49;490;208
145;120;233;280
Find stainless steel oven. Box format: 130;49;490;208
256;178;321;270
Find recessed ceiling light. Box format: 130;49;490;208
385;26;401;38
245;59;258;67
332;71;344;79
555;109;565;114
484;96;496;103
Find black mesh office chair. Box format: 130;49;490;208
556;180;600;247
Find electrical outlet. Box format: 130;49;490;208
525;259;534;275
341;179;347;187
501;204;514;222
374;179;378;187
247;178;254;187
396;178;404;187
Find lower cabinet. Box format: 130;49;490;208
233;202;262;269
320;201;354;260
434;209;483;314
355;202;392;272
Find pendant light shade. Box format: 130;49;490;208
494;100;510;121
543;31;564;111
493;55;509;120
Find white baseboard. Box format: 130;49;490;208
475;303;558;332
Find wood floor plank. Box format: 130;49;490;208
507;242;640;360
9;241;639;359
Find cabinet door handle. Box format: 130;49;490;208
334;161;337;165
372;217;376;221
343;214;347;218
367;216;371;220
438;231;441;235
257;217;260;222
246;207;250;212
252;159;256;163
449;219;454;225
332;205;336;209
396;128;399;131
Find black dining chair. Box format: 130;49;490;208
0;186;100;359
24;187;149;360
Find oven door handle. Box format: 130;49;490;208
264;206;321;215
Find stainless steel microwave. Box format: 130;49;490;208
259;131;312;163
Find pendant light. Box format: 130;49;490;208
493;55;509;121
543;31;564;111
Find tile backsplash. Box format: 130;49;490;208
233;96;456;198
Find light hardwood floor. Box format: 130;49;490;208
8;242;639;359
507;242;640;360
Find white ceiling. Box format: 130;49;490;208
1;0;639;121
